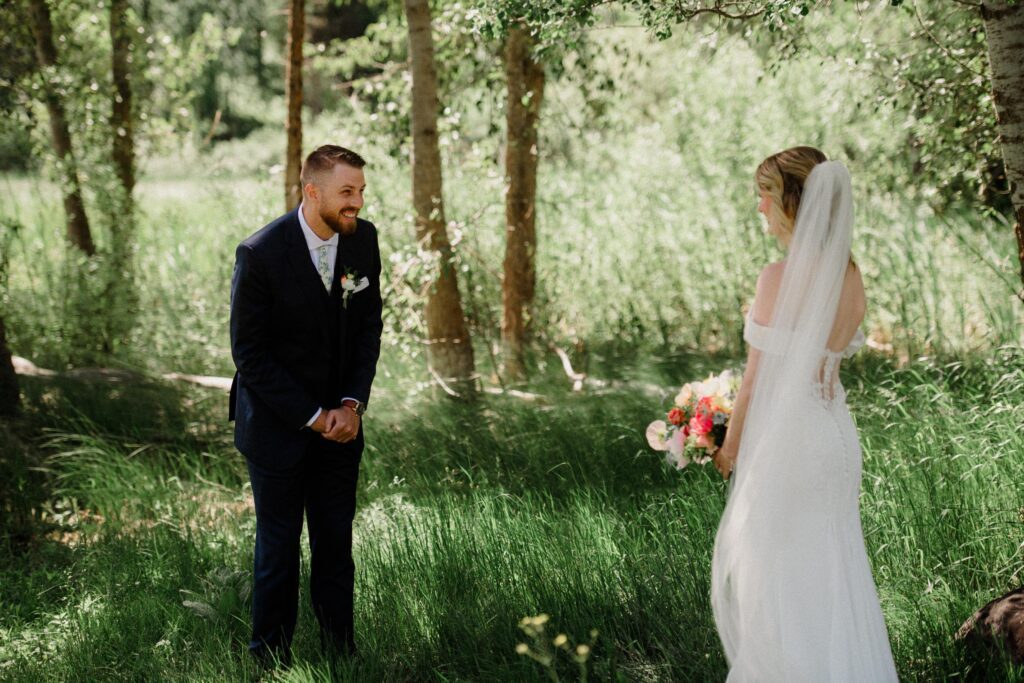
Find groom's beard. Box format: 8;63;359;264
320;206;359;236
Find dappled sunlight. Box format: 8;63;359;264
2;0;1023;678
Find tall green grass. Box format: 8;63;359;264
2;351;1022;681
3;162;1019;379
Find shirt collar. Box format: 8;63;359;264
297;203;339;251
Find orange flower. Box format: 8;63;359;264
667;407;685;426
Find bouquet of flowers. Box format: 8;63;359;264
645;370;741;469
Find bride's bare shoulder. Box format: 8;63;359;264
847;260;867;310
757;261;786;289
751;261;785;324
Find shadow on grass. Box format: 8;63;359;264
3;370;241;554
0;522;263;682
363;390;695;508
18;370;231;447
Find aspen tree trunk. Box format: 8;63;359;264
284;0;304;211
502;25;545;381
27;0;95;255
103;0;139;356
981;1;1024;291
109;0;134;211
403;0;476;397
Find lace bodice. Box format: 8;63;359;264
744;312;866;403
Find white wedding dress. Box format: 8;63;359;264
711;162;899;682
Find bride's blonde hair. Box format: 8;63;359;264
755;146;828;242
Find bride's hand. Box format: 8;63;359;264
714;444;737;480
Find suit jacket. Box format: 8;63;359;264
229;208;383;469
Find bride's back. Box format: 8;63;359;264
751;258;865;354
826;261;866;354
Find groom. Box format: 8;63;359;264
229;145;383;664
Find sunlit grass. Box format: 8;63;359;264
2;350;1022;681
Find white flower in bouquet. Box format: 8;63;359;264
674;383;694;408
646;420;669;451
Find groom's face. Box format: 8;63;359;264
312;163;366;236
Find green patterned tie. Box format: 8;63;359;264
317;245;331;291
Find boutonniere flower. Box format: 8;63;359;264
339;266;362;309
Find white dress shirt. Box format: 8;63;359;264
298;202;339;279
297;204;358;428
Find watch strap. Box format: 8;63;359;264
341;398;366;416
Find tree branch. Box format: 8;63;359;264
672;0;766;21
912;0;988;79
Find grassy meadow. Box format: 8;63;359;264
2;348;1023;681
3;20;1024;683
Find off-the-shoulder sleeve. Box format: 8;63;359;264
743;313;790;355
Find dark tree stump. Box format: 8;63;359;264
957;587;1024;665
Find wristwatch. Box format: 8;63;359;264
341;399;366;416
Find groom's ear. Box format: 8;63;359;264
303;182;318;203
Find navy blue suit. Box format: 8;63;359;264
229;208;383;661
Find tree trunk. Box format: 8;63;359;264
109;0;134;215
981;1;1024;292
27;0;95;256
102;0;139;357
0;315;18;416
403;0;476;397
502;25;545;382
284;0;304;212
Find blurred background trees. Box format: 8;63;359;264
0;0;1021;387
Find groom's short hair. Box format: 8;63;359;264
301;145;366;187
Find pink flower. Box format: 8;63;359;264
689;414;712;436
667;430;686;460
697;395;713;415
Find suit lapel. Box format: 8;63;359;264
284;211;332;317
335;221;369;288
331;238;344;298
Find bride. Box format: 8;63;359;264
710;147;899;681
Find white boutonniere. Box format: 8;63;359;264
339;266;368;309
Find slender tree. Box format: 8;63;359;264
285;0;304;212
0;315;17;416
501;24;545;381
99;0;140;357
403;0;477;397
27;0;95;255
980;1;1024;290
109;0;134;215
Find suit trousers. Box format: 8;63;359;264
246;430;362;662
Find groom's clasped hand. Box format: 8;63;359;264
311;406;360;443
